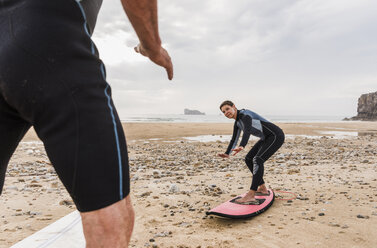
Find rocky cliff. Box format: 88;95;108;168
184;108;205;115
346;91;377;121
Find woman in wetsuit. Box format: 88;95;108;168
218;100;285;204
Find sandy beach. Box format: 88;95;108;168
1;121;377;247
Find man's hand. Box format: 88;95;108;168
217;153;230;158
121;0;173;80
135;44;173;80
231;146;244;156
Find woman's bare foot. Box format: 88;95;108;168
235;190;257;204
256;184;269;195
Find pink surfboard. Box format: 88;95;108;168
206;189;274;219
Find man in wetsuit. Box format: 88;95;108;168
218;101;284;204
0;0;172;247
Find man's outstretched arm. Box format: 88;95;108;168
121;0;173;80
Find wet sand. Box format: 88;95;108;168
1;122;377;247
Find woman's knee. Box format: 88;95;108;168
245;156;253;164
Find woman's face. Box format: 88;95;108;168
221;104;237;119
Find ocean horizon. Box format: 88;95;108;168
120;114;349;123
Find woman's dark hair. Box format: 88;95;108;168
219;100;234;110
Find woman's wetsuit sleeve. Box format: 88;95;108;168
239;115;252;148
225;122;240;155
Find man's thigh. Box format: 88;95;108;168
0;0;130;212
33;80;131;213
0;97;31;194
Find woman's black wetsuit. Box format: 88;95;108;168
225;109;285;191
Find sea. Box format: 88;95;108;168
120;114;347;123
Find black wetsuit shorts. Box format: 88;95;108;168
0;0;129;212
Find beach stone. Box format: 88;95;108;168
140;192;151;197
329;222;340;227
169;184;179;193
50;182;59;188
152;170;161;178
5;186;18;191
28;184;42;188
131;176;139;181
318;213;325;216
28;211;42;216
357;214;369;219
297;196;309;200
59;199;74;206
154;231;171;237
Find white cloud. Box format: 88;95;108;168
92;0;377;117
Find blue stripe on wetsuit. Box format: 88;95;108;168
75;0;124;199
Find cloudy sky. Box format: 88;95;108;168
92;0;377;118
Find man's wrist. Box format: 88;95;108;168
140;41;161;56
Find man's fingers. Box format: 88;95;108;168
134;44;148;56
134;44;141;54
161;48;173;80
134;45;173;79
165;61;173;80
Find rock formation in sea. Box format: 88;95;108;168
184;108;205;115
345;91;377;121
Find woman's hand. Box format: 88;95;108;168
231;146;244;155
217;153;230;158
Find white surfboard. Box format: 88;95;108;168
11;211;85;248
